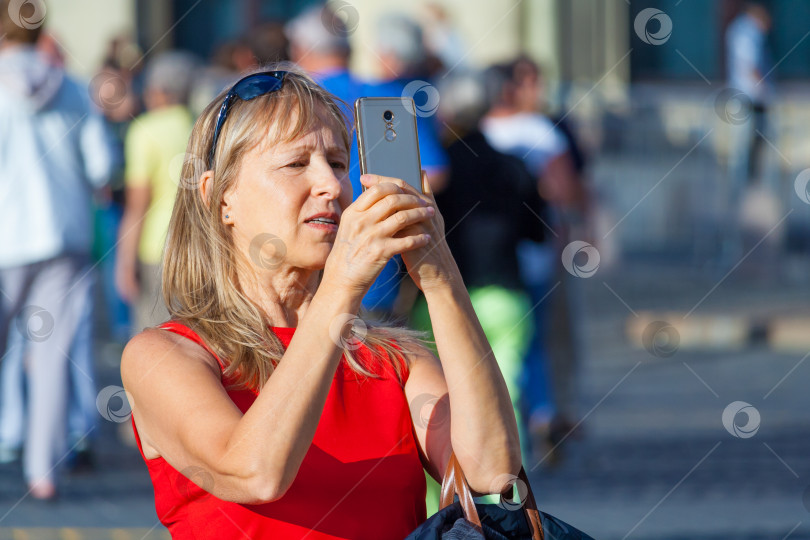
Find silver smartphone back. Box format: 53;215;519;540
355;97;423;193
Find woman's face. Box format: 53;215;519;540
223;107;353;275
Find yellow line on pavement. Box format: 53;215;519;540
60;528;81;540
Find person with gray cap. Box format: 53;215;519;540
370;13;448;190
0;0;113;498
287;5;414;321
115;51;196;334
286;4;360;99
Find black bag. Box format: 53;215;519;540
405;453;596;540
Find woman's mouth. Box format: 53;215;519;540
304;217;338;232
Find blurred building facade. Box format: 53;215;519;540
47;0;810;265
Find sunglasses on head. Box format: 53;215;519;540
208;70;287;169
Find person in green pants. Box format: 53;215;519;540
408;70;547;511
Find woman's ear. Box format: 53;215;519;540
221;182;236;226
198;170;215;209
199;169;235;225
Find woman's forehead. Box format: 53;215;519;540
260;112;348;154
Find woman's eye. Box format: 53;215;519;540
287;161;307;168
330;161;347;170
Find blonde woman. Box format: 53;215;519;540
121;67;521;539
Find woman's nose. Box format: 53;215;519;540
310;159;343;200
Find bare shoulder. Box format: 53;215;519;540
401;341;442;374
121;327;220;385
121;327;232;460
402;343;447;397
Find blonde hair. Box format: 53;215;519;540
162;65;427;390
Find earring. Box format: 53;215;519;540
225;214;229;219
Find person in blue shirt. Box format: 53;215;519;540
724;3;774;261
287;7;448;319
368;14;448;191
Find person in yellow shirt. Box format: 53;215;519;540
115;51;196;333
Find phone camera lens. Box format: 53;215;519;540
383;110;394;122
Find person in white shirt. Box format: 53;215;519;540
482;56;589;463
0;3;112;499
724;3;774;259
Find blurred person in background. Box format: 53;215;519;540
115;51;196;334
412;70;547;465
370;14;448;192
288;6;447;321
0;1;113;498
287;5;402;320
248;20;290;65
286;5;364;114
190;39;258;117
0;30;121;477
419;3;469;76
482;56;590;463
190;22;288;117
92;36;141;343
367;13;451;320
725;2;775;260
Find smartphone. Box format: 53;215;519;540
355;97;423;193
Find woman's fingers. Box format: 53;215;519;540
360;173;429;202
361;193;425;225
382;232;431;256
420;170;437;203
377;205;434;237
352;180;404;212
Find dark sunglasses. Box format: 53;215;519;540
208;71;287;168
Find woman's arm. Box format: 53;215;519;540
122;281;362;504
420;275;523;495
123;181;434;504
359;172;522;494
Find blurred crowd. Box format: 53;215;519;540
0;0;774;506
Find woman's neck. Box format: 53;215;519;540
239;266;320;328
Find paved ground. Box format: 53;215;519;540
1;260;809;539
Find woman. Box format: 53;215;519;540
121;66;521;539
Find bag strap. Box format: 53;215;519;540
438;452;545;540
439;453;482;528
517;466;545;540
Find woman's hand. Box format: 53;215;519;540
322;177;434;296
359;172;459;294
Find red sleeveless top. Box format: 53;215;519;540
132;321;427;539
